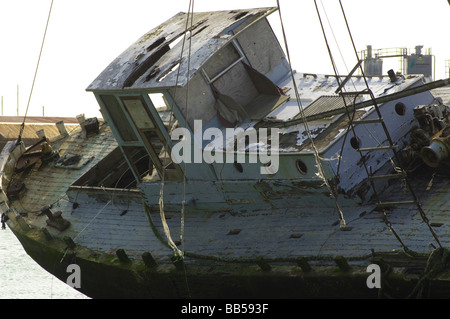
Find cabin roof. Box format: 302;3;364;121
86;7;277;92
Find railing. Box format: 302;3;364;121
358;46;433;77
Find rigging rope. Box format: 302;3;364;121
155;0;194;298
313;0;409;250
180;0;195;258
18;0;54;142
318;0;355;91
337;0;442;249
158;0;195;259
277;0;346;227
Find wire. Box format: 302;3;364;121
277;0;346;227
18;0;54;142
180;0;195;260
338;0;442;249
72;200;112;242
318;0;356;92
158;0;194;259
155;0;194;298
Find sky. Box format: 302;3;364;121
0;0;449;119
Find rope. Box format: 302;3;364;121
72;200;112;242
313;0;412;251
57;199;112;263
318;0;356;92
180;0;195;259
157;0;195;259
277;0;346;227
313;1;342;93
18;0;54;142
155;0;194;298
145;201;377;264
406;247;448;299
337;0;442;249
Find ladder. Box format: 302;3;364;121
338;87;442;248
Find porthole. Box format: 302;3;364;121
350;136;361;149
395;102;406;116
295;159;308;175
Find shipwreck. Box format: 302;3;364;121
2;6;450;298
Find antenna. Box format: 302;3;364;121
17;85;19;116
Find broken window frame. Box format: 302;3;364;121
201;39;249;85
96;94;150;183
120;95;165;178
121;93;184;180
97;94;139;143
96;91;186;184
199;33;288;125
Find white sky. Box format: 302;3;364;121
0;0;449;118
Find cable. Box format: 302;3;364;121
156;0;194;298
181;0;195;260
278;0;346;227
313;0;410;250
338;0;442;249
158;0;195;259
319;0;356;92
18;0;54;142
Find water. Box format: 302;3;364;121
0;227;89;299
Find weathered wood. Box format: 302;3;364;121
334;256;351;272
116;249;131;263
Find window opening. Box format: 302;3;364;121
99;95;138;142
121;96;164;177
148;93;181;175
202;41;245;84
121;95;182;181
71;147;147;189
201;39;288;126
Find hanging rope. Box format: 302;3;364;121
180;0;195;258
337;0;442;249
158;0;195;260
18;0;54;142
313;0;411;250
406;247;448;299
318;0;356;91
155;0;194;299
276;0;346;227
